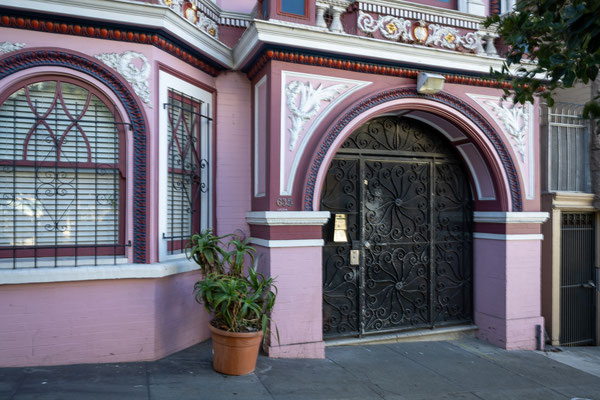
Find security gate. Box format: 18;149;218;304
560;213;596;346
321;116;473;338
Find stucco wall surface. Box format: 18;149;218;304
0;271;209;367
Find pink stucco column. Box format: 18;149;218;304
246;211;330;358
473;212;549;350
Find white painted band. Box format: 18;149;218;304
473;212;550;224
473;233;544;241
250;238;325;248
246;211;331;226
0;257;200;285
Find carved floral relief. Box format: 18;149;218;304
94;51;152;107
286;81;348;151
484;100;529;161
357;11;481;53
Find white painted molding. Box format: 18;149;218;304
473;211;550;224
0;257;199;285
95;51;152;106
358;0;485;25
2;0;233;67
249;238;325;248
246;211;331;226
254;75;267;198
465;0;486;16
0;41;25;54
234;19;504;73
158;71;213;262
473;233;544;241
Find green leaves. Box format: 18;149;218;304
186;230;231;275
193;267;278;341
484;0;600;117
190;230;279;343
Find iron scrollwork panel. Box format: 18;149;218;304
341;117;448;154
321;158;360;337
363;160;431;332
321;116;473;339
432;162;473;325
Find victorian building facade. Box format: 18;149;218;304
0;0;549;367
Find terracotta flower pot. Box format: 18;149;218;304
209;324;264;375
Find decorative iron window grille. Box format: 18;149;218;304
545;103;591;192
163;89;211;254
0;79;130;269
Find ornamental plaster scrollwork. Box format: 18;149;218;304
0;42;25;54
94;51;152;107
357;11;482;53
162;0;183;9
425;24;479;51
357;11;413;41
197;13;219;38
162;0;218;38
286;81;348;150
485;101;528;161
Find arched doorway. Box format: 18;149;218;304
320;116;473;338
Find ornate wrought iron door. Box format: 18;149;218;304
321;117;472;338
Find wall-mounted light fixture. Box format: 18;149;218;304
417;72;446;94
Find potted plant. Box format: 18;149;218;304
188;230;278;375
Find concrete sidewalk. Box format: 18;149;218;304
2;338;600;400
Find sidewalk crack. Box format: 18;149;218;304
145;362;151;400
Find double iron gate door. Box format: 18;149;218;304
321;117;473;338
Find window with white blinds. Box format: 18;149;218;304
164;89;210;254
0;79;127;268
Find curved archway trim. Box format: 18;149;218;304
303;88;522;212
0;49;148;263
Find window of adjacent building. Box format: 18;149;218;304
546;103;591;192
280;0;306;16
0;79;127;267
500;0;516;14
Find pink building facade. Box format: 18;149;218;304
0;0;549;367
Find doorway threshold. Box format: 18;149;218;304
326;325;478;347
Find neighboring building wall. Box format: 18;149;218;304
555;83;593;105
540;80;598;347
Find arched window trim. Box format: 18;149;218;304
0;74;132;268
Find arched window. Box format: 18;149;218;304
0;78;127;267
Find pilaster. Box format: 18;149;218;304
246;211;330;358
